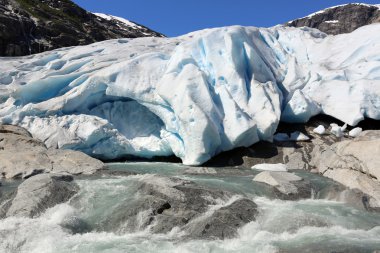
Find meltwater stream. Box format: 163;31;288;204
1;162;380;253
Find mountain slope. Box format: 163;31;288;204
0;0;163;56
0;24;379;165
287;3;380;35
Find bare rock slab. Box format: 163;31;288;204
0;125;104;179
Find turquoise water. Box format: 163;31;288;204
1;162;380;253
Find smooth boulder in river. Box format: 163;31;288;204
253;171;313;200
315;130;380;209
95;174;258;239
0;174;79;218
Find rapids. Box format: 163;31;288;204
1;162;379;253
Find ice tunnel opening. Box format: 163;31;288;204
70;95;178;161
88;98;165;141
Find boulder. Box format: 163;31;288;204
47;149;104;175
323;187;373;211
253;171;313;200
0;174;79;218
184;198;258;239
0;125;104;179
95;175;258;239
316;130;380;208
0;125;32;137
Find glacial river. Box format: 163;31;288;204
1;162;380;253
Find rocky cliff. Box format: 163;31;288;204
0;0;163;56
287;3;380;35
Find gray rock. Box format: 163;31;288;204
0;125;104;179
48;149;104;175
1;173;79;218
0;125;32;137
315;130;380;208
253;171;313;200
95;175;258;239
185;198;258;239
323;187;372;211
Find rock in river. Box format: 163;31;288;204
0;174;79;218
95;175;258;240
253;171;313;200
316;130;380;209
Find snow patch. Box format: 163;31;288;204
93;13;140;29
299;3;380;20
324;20;339;24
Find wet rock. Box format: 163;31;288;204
253;171;313;200
323;186;372;211
185;198;258;239
0;125;104;179
316;130;380;208
97;175;258;239
0;174;79;218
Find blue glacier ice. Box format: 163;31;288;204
0;24;379;165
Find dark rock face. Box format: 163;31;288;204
94;175;258;240
0;0;164;56
287;4;380;35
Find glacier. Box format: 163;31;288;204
0;24;379;165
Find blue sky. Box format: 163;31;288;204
73;1;380;37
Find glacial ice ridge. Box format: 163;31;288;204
0;24;379;165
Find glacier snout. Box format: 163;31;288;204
0;25;379;165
